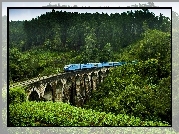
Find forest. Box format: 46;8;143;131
8;7;173;127
9;8;170;82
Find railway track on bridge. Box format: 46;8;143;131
9;72;65;89
9;67;111;89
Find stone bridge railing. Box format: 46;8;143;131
10;68;111;107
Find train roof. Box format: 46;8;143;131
103;62;121;63
65;61;129;66
90;63;102;64
65;64;79;66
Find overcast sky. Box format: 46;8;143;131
2;2;175;21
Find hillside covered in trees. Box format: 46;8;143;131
9;8;170;82
8;8;172;127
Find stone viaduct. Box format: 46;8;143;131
9;68;111;107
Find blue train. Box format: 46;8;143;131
64;61;137;72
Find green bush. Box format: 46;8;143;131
9;101;169;127
9;86;27;104
119;29;171;66
84;59;171;124
9;49;74;82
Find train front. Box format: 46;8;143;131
64;65;70;72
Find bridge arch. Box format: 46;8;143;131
29;90;40;101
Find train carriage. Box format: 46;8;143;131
102;62;114;67
113;62;123;67
64;64;81;71
81;63;92;70
91;63;103;68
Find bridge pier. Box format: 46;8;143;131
50;81;57;102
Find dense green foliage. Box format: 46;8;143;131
9;101;169;126
84;28;171;124
84;61;171;123
9;86;27;104
10;9;170;52
9;48;74;82
9;9;170;82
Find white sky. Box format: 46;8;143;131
2;2;176;21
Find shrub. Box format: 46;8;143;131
9;101;169;127
9;86;27;104
84;59;171;124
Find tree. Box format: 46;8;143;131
82;27;98;63
99;43;113;62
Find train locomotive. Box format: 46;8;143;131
64;61;130;72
